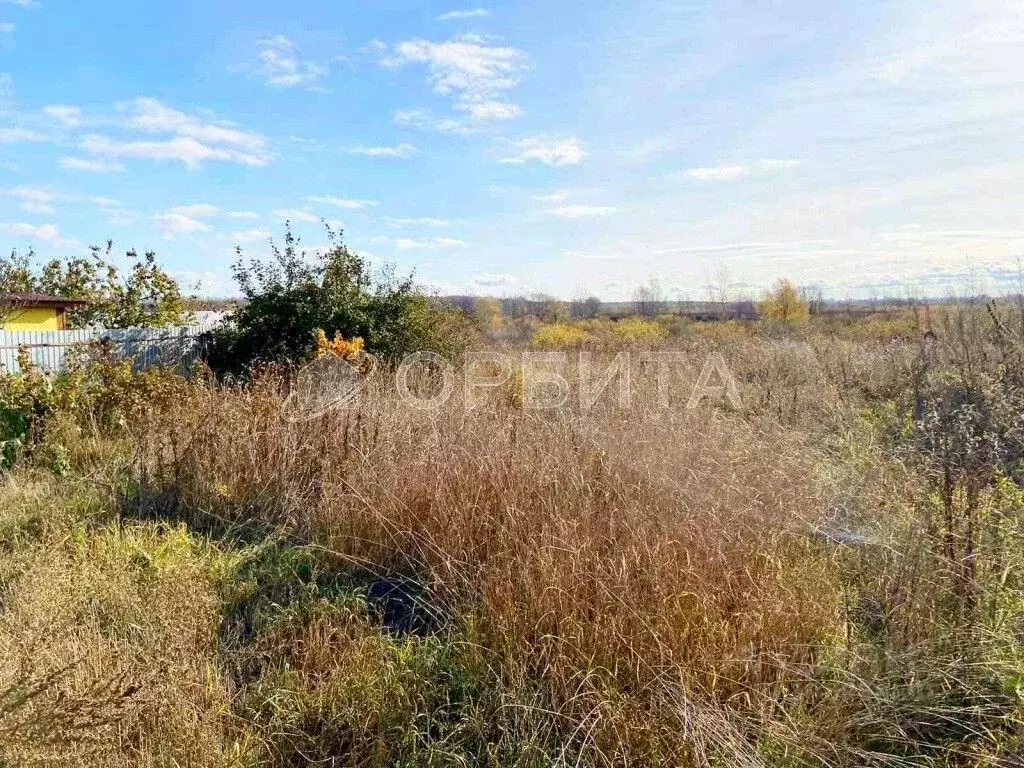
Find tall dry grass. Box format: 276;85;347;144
3;322;1024;765
117;350;846;764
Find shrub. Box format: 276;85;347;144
529;322;588;348
204;225;473;378
610;317;669;344
0;343;197;471
0;348;49;469
757;278;810;326
1;242;184;329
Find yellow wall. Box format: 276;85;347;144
2;307;62;331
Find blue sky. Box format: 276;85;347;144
1;0;1022;299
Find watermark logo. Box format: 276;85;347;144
283;349;741;419
394;350;741;412
283;352;374;421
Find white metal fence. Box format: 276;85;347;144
0;324;221;375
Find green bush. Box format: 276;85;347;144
1;242;184;329
205;225;473;378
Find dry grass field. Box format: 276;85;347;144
3;305;1024;766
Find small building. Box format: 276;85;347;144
0;292;90;331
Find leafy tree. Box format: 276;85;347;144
205;224;470;378
757;278;810;326
473;297;504;336
0;243;184;328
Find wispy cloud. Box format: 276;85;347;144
0;0;37;7
41;104;81;127
306;196;378;209
383;235;469;250
228;227;271;243
250;35;329;90
348;142;419;158
153;212;210;237
271;208;321;224
0;127;43;144
0;21;14;34
5;185;57;214
550;204;616;219
680;159;801;181
78;98;271;168
457;100;521;120
0;222;77;249
153;203;221;237
383;34;526;124
123;98;265;152
58;156;125;172
81;135;268;168
470;272;519;292
393;108;473;134
437;8;490;21
499;136;585;166
385;216;450;227
4;185;122;215
168;203;219;218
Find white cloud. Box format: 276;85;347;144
0;0;36;7
226;210;259;219
42;104;81;127
437;8;490;21
683;165;747;181
107;210;134;226
392;236;469;250
471;272;519;289
385;216;450;227
58;156;125;172
383;34;526;123
77;98;271;168
348;142;419;158
81;134;268;169
533;191;569;202
6;185;56;214
550;204;616;219
168;203;219;218
229;228;272;243
251;35;329;89
151;202;222;237
681;159;801;181
306;196;378;209
0;222;77;249
0;127;43;143
153;212;210;237
3;186;121;215
499;136;586;166
0;21;14;34
18;201;53;214
393;108;472;134
456;99;521;120
123;98;266;152
271;208;321;224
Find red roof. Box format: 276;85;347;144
0;292;90;308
